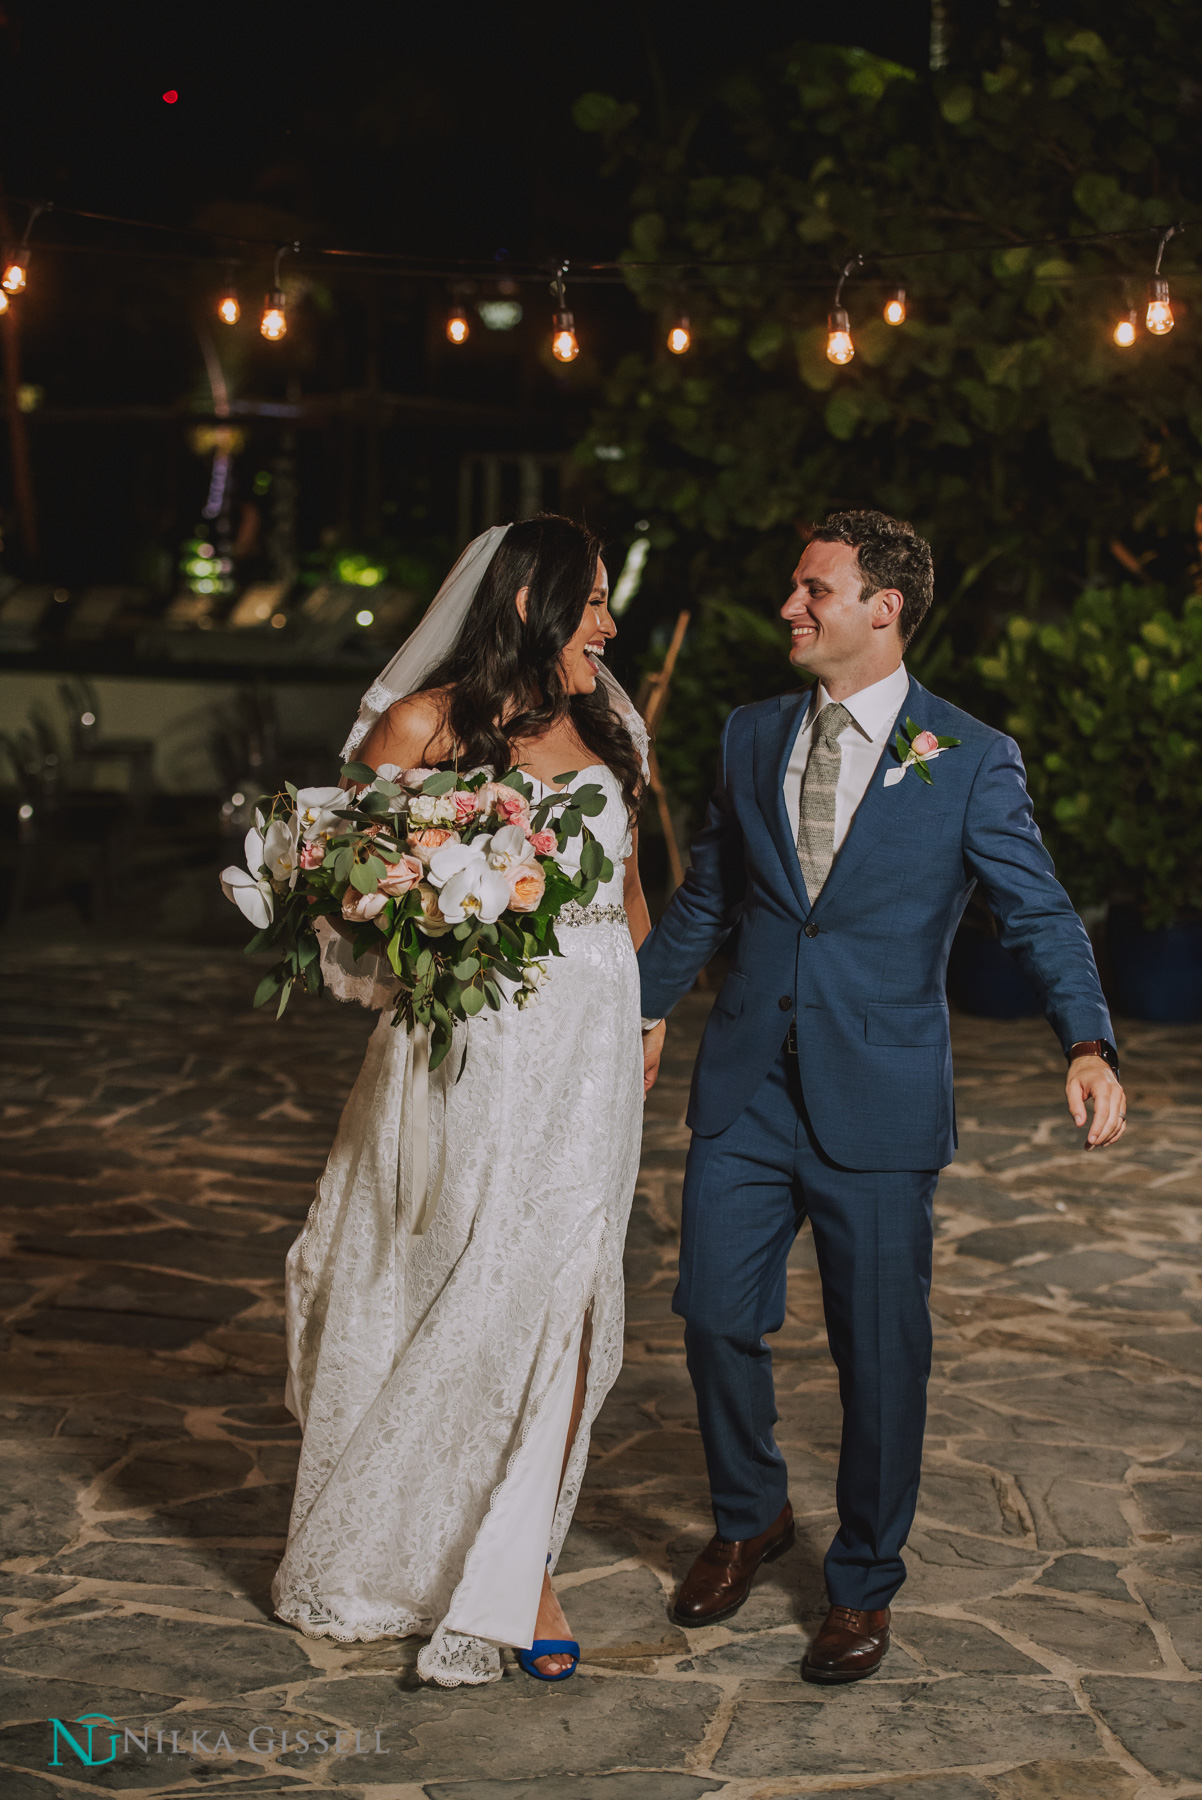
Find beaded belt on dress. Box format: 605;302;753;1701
557;902;627;927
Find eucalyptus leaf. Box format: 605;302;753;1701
460;982;485;1016
349;861;378;894
253;968;284;1008
276;981;293;1020
341;761;377;785
422;770;458;795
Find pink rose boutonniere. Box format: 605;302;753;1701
884;716;962;789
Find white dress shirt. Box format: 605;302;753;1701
640;663;910;1029
782;662;910;863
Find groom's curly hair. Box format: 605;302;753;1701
810;510;935;647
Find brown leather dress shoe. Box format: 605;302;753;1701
801;1604;891;1683
671;1502;795;1627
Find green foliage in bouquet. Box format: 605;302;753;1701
222;765;614;1071
977;585;1202;927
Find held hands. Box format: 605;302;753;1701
1066;1055;1127;1150
642;1020;667;1095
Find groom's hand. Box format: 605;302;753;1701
1066;1055;1127;1149
642;1020;667;1095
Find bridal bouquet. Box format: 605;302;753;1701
220;760;612;1069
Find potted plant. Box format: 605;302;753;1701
978;583;1202;1022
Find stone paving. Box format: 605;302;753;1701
1;941;1200;1800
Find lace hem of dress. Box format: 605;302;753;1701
416;1626;503;1687
273;1590;429;1644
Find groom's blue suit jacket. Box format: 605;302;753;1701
637;676;1113;1172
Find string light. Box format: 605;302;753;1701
1;201;50;297
826;255;862;366
260;242;298;342
667;314;691;354
446;303;469;344
1146;225;1180;336
0;289;8;315
217;285;240;325
551;263;579;363
884;285;907;325
1113;308;1138;348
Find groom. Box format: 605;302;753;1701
638;510;1126;1683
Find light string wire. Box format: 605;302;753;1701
3;194;1200;284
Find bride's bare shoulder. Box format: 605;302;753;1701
361;688;453;769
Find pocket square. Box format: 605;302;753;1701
883;767;906;788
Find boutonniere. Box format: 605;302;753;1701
883;716;962;788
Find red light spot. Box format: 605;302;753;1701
162;89;178;104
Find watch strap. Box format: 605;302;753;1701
1068;1038;1120;1077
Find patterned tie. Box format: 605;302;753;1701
796;701;850;901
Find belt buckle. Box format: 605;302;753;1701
786;1020;798;1056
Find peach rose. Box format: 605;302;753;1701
341;886;387;924
479;781;531;831
408;825;461;866
299;840;326;870
911;730;939;757
415;879;454;936
377;853;424;896
527;828;557;857
507;861;546;913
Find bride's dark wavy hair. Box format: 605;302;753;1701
417;513;644;816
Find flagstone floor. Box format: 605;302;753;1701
1;941;1200;1800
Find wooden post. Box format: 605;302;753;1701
0;189;38;564
636;609;691;893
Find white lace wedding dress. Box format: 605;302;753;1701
271;765;643;1686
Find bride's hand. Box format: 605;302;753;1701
642;1020;666;1094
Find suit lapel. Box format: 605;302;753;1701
753;689;813;914
810;674;924;917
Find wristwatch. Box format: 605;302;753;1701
1068;1039;1120;1080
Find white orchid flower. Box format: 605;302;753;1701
296;785;350;843
427;842;511;924
241;817;299;888
481;824;537;876
220;865;274;928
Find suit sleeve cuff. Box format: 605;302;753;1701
641;1016;664;1032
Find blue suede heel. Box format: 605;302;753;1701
517;1638;580;1682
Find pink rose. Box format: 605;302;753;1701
402;767;438;791
408;826;460;866
299;840;326;870
479;781;531;831
377;853;424;896
453;789;480;824
507;861;546;913
341;886;387;924
911;730;939;757
527;828;557;857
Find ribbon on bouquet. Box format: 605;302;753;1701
404;1022;447;1238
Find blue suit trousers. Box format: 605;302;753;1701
674;1041;937;1611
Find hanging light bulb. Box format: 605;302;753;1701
2;251;28;295
259;241;298;343
1112;308;1138;348
260;289;287;341
446;303;469;344
826;307;854;365
550;262;579;362
883;285;907;326
1145;277;1174;336
667;314;691;354
217;287;240;325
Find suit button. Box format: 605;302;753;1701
804;922;820;938
778;995;793;1012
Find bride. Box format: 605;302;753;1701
271;514;651;1686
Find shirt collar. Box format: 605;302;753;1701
808;662;909;741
